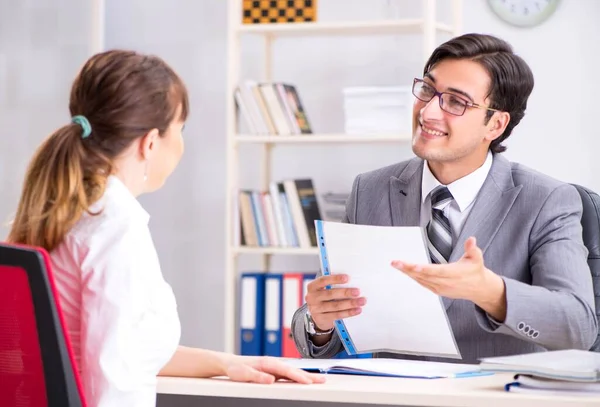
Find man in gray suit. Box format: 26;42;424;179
291;33;598;364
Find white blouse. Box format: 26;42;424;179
51;175;181;407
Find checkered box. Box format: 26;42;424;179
242;0;317;24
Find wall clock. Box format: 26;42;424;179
487;0;561;28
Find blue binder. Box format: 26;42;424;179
239;272;265;356
263;273;283;356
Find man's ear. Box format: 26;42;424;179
139;129;160;160
485;111;510;143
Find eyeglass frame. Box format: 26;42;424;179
412;78;501;116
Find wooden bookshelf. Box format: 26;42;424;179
223;0;463;354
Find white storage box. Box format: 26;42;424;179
343;86;413;135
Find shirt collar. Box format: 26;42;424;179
104;175;150;223
421;151;493;212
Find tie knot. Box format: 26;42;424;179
430;186;453;209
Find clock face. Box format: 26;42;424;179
487;0;561;27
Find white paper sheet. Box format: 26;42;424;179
316;220;460;358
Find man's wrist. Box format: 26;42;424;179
305;313;334;346
312;325;334;335
473;269;507;322
305;313;334;335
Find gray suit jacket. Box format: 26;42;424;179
291;154;598;364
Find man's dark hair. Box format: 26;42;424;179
423;33;534;153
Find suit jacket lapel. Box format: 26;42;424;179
442;154;522;310
389;158;423;227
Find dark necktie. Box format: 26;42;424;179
426;186;454;264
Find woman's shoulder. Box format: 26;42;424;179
68;179;150;246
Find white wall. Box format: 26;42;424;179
2;0;599;354
465;0;600;189
0;0;95;232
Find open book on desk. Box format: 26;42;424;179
284;358;487;379
479;349;600;382
315;220;460;359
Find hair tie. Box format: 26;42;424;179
72;115;92;139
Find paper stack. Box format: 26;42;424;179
479;349;600;396
342;86;413;135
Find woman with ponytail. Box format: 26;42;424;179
8;50;323;407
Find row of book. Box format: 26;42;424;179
235;80;313;135
239;271;369;359
238;179;322;248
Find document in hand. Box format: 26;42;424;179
314;220;460;359
479;350;600;382
284;358;485;379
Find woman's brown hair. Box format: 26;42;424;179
7;50;189;251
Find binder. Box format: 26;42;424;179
282;273;304;358
239;272;265;356
263;273;283;356
302;273;316;299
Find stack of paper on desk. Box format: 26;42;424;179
504;375;600;395
479;349;600;382
284;358;485;379
314;220;460;359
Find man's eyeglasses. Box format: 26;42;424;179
412;78;500;116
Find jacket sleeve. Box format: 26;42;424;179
475;184;598;350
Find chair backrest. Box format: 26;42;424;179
0;243;85;407
571;184;600;351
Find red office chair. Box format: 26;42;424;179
0;242;86;407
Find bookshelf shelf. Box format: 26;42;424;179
233;246;319;256
435;23;455;34
234;133;411;145
224;0;463;355
236;19;424;37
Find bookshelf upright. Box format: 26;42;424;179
224;0;463;354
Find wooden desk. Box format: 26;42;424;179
157;373;600;407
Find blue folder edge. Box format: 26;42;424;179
300;366;493;379
316;220;358;355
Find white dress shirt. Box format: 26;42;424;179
50;175;181;407
420;151;493;240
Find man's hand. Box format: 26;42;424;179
391;237;507;321
305;274;366;332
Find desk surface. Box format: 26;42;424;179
157;373;600;407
